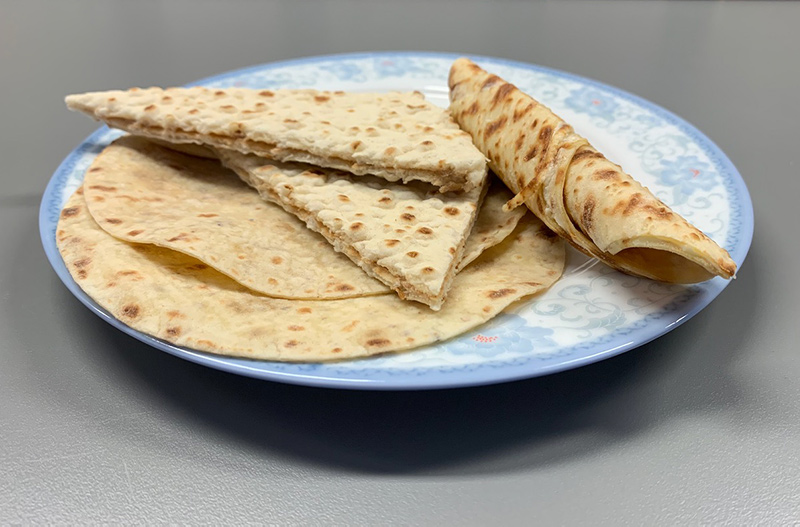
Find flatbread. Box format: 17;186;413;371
56;188;565;362
457;176;526;272
66;87;488;192
83;136;388;299
448;58;736;283
217;149;487;310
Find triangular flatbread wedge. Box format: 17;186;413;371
216;149;487;310
65;87;488;192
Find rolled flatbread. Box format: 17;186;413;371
448;58;736;283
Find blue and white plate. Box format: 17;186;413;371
40;52;753;390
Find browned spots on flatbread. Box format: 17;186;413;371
314;95;330;103
523;145;538;162
284;340;298;348
104;218;123;224
143;104;156;111
449;247;456;255
73;257;91;268
350;140;362;151
423;125;434;132
531;119;539;129
297;307;312;314
196;339;216;348
422;267;435;274
572;149;603;163
166;326;181;337
187;263;207;271
271;256;283;264
385;239;400;247
237;255;246;260
166;233;191;242
523;281;542;287
267;278;278;285
220;104;236;112
167;310;185;320
366;338;391;348
331;347;343;354
537;125;553;152
689;232;702;240
465;102;479;116
401;213;416;221
88;167;103;173
486;116;507;137
288;325;305;332
417;226;433;235
482;74;501;90
491;83;515;107
61;206;80;218
350;222;363;231
338;194;350;202
483;306;492;313
594;170;619;180
259;90;275;97
121;304;140;319
582;197;596;232
384;146;397;155
188;109;199;115
127;229;143;237
444;207;460;216
378;196;392;203
515;134;526;151
406;251;419;258
336;284;354;292
487;288;517;299
214;90;225;96
88;185;115;192
623;193;643;216
643;204;674;220
342;320;359;332
161;96;172;102
420;140;434;146
513;103;534;122
197;213;218;218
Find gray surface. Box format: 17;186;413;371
1;0;798;523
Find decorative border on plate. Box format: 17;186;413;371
40;52;753;389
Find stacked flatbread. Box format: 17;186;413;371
60;59;733;363
60;86;564;361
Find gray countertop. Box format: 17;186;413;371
2;0;799;523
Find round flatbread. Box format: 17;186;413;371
83;136;388;299
57;187;565;362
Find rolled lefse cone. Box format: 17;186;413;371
448;58;736;283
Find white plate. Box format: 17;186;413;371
40;52;753;390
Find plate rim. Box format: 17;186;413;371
41;51;754;390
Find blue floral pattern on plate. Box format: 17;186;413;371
40;52;753;390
